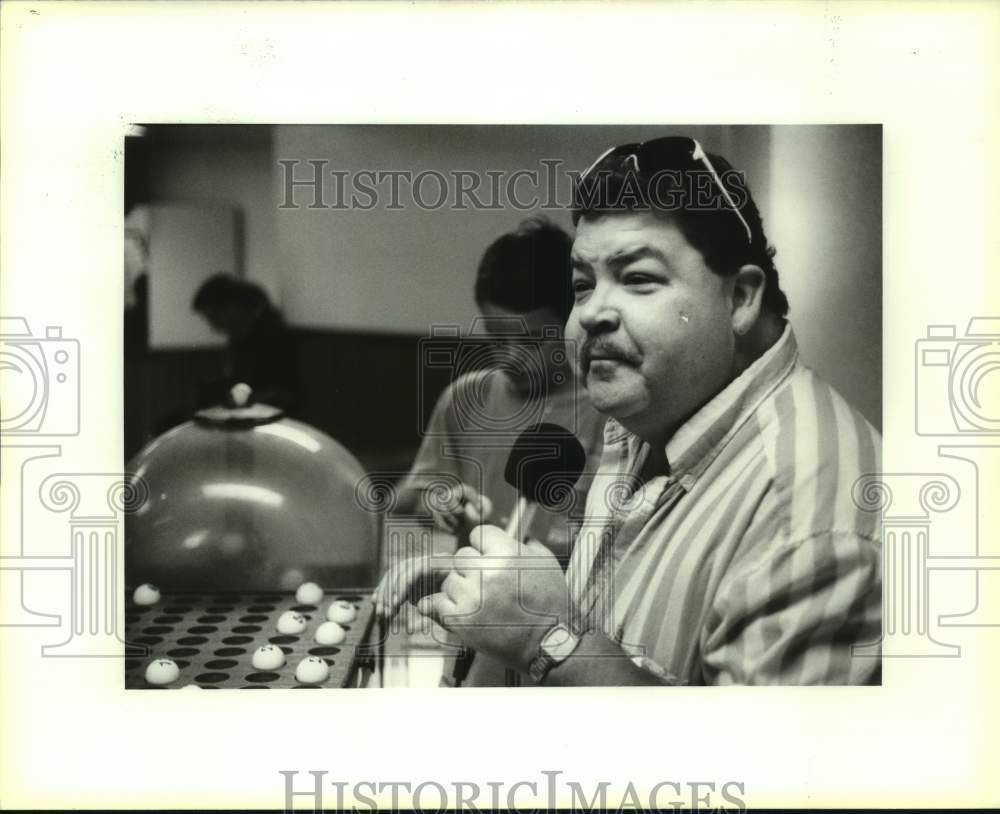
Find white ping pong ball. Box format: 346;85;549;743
252;644;286;671
145;659;180;685
295;656;330;684
133;583;161;606
315;621;346;646
276;610;308;634
296;582;323;605
326;600;356;624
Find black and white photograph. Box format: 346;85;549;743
2;2;997;811
122;124;882;689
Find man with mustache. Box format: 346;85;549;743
417;137;882;685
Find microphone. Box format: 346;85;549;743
502;421;588;541
451;422;587;687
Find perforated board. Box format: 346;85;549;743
124;591;376;689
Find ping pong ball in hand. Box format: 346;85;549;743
296;582;323;605
145;659;179;685
315;621;346;646
326;600;356;624
252;644;286;671
295;656;330;684
276;611;308;634
133;583;161;606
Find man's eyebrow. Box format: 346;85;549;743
572;245;672;272
606;246;670;268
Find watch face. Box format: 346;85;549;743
542;625;578;660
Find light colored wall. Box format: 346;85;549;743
768;126;882;430
272;125;763;333
146;203;235;349
147;139;279;304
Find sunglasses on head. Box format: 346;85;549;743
577;136;753;244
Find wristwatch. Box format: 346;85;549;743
528;623;583;684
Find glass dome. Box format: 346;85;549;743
125;385;380;592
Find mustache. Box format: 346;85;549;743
579;337;638;369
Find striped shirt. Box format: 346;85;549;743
567;325;882;685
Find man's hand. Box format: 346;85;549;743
372;552;454;621
372;482;492;622
416;525;570;674
430;483;493;534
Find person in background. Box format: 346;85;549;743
378;216;607;686
192;273;299;411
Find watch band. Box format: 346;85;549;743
527;623;583;684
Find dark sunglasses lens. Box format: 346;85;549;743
634;137;696;174
581;137;695;181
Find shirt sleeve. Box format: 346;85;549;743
700;530;882;685
391;379;463;518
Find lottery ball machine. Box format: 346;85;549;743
124;385;382;689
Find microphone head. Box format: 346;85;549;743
504;422;587;508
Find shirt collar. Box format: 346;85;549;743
602;324;799;488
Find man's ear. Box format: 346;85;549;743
730;264;767;335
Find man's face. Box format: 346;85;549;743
566;211;738;443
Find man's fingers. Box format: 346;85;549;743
432;508;459;533
463;492;493;525
522;538;554;558
373;571;389;605
451;546;480;576
373;556;436;619
440;570;482;624
416;591;460;630
373;567;407;618
441;568;478;602
456;484;480;522
431;483;494;529
468;524;519;555
467;524;489;553
458;483;481;504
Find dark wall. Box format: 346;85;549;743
125;328;457;475
290;328;453;472
125;347;225;461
